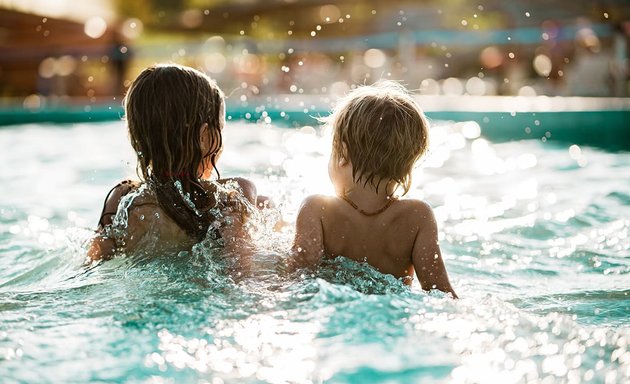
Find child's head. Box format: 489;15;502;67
328;80;429;196
125;63;225;182
123;64;225;240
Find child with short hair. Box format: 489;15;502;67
89;64;259;261
291;81;457;298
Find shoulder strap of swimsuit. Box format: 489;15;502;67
97;180;137;229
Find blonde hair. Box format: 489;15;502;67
327;80;429;195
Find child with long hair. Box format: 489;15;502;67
88;64;259;261
291;81;457;298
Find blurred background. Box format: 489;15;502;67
1;0;629;110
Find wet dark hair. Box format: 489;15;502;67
124;64;224;240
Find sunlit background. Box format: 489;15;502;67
1;0;629;103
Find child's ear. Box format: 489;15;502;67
200;123;210;152
339;142;349;166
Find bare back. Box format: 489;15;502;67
88;178;258;261
321;197;420;281
293;194;457;297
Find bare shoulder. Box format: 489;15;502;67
298;194;330;213
291;195;329;270
295;194;331;225
213;177;257;204
395;198;435;221
232;177;257;198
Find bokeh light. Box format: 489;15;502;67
22;94;42;110
38;57;56;79
518;86;537;96
84;16;107;39
480;46;503;69
465;77;486;96
420;78;440;95
319;4;341;23
120;18;143;39
180;9;203;28
442;77;464;95
204;53;227;74
363;49;387;69
533;54;552;77
56;55;77;77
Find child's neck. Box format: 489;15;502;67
341;180;395;208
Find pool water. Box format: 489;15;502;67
0;120;628;383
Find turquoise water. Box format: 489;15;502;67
0;121;628;383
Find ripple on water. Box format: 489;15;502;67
607;190;630;205
511;289;630;326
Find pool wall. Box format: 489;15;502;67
1;96;628;150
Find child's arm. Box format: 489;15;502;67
290;195;326;271
225;177;272;211
87;181;134;262
223;177;257;205
87;234;116;262
411;201;458;298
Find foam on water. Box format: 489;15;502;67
0;121;628;383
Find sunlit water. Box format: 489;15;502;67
0;120;628;383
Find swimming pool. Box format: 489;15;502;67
0;120;628;383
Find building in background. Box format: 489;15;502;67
0;0;628;107
0;7;132;109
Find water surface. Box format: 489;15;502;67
0;121;628;383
